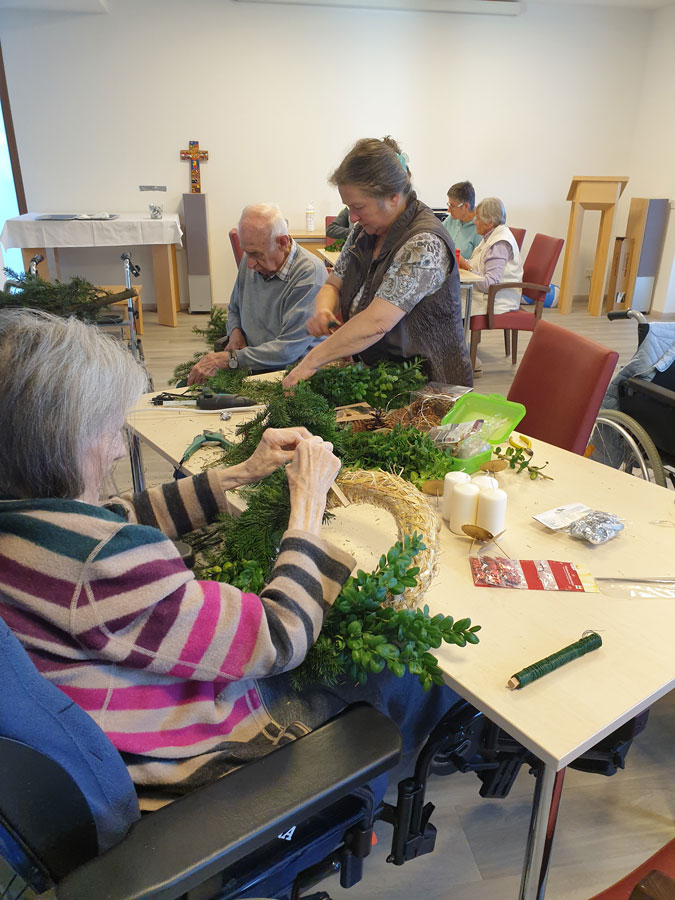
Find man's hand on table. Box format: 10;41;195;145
187;351;231;385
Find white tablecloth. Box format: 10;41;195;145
0;213;183;249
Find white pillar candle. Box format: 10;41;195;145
476;487;508;537
471;474;499;491
441;471;471;520
449;482;480;535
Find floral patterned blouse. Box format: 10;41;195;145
333;229;451;317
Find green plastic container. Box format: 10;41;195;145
440;392;526;474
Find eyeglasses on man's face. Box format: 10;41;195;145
447;201;465;211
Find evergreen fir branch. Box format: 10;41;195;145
191;306;229;348
0;269;137;322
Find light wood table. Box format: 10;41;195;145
290;230;327;259
126;394;675;900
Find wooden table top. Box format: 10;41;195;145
126;391;675;770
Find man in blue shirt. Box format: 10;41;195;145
442;181;481;260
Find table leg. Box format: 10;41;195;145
519;764;566;900
151;244;179;327
462;284;473;346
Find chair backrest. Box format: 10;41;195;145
229;227;243;266
0;618;139;890
507;319;619;455
510;227;526;250
522;233;565;304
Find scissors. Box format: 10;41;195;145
509;433;533;457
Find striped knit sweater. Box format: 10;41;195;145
0;469;354;802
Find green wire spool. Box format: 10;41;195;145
507;631;602;690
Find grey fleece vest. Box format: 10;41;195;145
338;195;473;387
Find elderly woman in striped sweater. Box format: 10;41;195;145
0;309;457;806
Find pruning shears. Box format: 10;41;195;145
180;430;234;467
509;433;533;457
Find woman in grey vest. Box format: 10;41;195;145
282;137;473;389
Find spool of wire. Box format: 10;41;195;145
507;631;602;690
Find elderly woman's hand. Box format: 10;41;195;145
285;436;341;534
187;352;230;386
457;255;471;271
243;427;314;480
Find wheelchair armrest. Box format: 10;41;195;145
622;376;675;407
58;704;402;900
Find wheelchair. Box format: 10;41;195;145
0;616;650;900
586;310;675;488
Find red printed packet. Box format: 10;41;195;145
469;557;598;592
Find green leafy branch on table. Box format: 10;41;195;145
291;534;480;691
493;445;552;480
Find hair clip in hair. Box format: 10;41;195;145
396;151;409;173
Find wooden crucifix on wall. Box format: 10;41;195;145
180;140;208;194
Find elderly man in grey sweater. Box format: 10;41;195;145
188;204;326;383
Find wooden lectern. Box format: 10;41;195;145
558;176;629;315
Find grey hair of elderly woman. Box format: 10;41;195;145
476;197;507;228
0;309;147;499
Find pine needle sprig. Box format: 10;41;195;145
0;269;137;322
191;306;229;347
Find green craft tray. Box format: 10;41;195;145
440;392;526;473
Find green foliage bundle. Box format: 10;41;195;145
170;307;229;384
324;238;345;253
192;306;229;347
340;424;455;488
0;269;135;322
307;359;426;409
220;381;343;468
291;534;480;691
199;557;266;594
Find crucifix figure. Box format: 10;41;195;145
180;140;209;194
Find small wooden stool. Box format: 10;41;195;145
97;284;143;334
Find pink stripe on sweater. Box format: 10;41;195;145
107;692;253;753
167;581;221;676
219;592;263;679
57;680;217;712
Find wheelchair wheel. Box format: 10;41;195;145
587;409;667;487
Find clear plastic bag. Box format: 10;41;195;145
566;510;624;545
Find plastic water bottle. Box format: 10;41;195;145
305;203;315;233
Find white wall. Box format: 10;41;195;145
0;0;653;308
628;2;675;314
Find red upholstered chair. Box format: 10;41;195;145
325;215;336;247
588;838;675;899
229;227;243;266
507;318;619;455
470;232;564;369
510;227;526;250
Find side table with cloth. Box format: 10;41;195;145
0;213;183;327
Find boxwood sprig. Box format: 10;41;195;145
291;533;480;691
